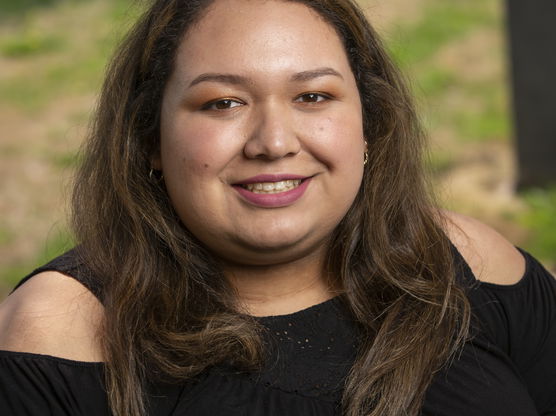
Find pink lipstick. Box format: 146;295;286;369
233;174;312;208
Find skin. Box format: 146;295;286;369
154;0;366;313
0;0;528;360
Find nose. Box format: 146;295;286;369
243;102;301;160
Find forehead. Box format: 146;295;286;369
174;0;351;80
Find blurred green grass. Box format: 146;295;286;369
0;227;74;289
0;0;554;296
390;0;555;265
0;0;143;295
518;187;556;261
388;0;510;144
0;0;142;113
0;0;65;16
1;33;65;57
388;0;496;68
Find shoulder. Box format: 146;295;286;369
0;271;104;362
441;210;526;285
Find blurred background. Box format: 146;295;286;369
1;0;555;298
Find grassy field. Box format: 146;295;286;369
1;0;554;297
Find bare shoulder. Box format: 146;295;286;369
0;271;104;362
441;210;526;285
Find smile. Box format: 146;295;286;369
241;179;302;194
233;176;312;208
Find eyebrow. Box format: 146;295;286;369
290;67;344;82
188;73;249;88
188;67;343;88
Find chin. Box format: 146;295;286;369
240;227;311;250
217;233;327;266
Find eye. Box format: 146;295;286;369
294;92;331;103
201;98;244;111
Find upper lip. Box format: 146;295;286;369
233;174;310;185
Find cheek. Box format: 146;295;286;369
159;120;237;223
160;118;239;179
159;125;226;236
314;112;365;204
303;112;365;169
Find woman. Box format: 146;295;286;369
0;0;554;415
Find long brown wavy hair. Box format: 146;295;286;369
71;0;471;414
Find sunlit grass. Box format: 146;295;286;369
387;0;553;264
387;0;497;69
0;0;139;294
0;0;142;113
425;149;456;176
0;0;63;17
385;0;509;144
415;68;457;98
518;187;556;266
50;150;82;170
0;225;15;247
0;33;64;57
0;226;74;294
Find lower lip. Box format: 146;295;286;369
233;178;311;208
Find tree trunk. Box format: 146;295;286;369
506;0;556;189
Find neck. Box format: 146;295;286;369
222;249;337;317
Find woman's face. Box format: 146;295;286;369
157;0;365;266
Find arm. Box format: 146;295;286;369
0;271;104;362
0;272;108;415
442;211;556;414
442;210;527;285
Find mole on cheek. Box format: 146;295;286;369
204;163;209;169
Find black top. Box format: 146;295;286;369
1;248;555;415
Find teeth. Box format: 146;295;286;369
244;179;302;194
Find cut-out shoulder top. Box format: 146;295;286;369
0;248;555;415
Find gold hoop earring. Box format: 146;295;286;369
363;141;369;166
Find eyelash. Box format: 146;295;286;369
294;92;332;103
200;98;244;111
200;92;332;111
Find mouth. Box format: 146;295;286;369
233;174;311;194
232;175;312;207
239;179;303;194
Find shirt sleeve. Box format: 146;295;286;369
0;351;110;416
470;249;556;415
